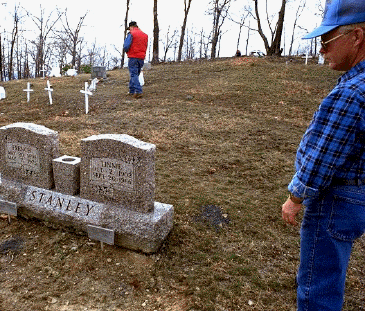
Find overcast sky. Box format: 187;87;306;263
1;0;324;62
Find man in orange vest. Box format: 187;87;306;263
123;21;148;98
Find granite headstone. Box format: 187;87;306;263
80;134;155;213
91;66;107;79
0;123;59;189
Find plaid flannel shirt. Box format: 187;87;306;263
289;61;365;199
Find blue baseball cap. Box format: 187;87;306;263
303;0;365;39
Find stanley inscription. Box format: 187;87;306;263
25;187;102;219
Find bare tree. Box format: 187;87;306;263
58;10;88;70
52;35;68;72
316;0;325;17
236;13;249;53
229;7;250;54
113;45;124;68
8;4;24;80
245;19;251;56
177;0;193;62
208;0;233;58
121;0;131;67
162;26;178;62
22;41;30;79
87;40;100;66
252;0;287;56
0;31;3;81
288;0;306;56
28;5;62;77
184;28;198;59
0;3;7;81
152;0;159;63
198;28;211;59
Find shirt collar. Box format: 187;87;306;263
338;60;365;84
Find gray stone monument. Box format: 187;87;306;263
0;123;59;189
143;62;152;71
91;66;107;79
0;123;173;253
80;134;155;213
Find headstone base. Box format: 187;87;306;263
0;178;173;254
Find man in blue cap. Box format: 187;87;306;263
282;0;365;310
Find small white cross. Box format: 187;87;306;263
80;82;93;114
23;82;33;102
40;68;47;79
44;80;53;105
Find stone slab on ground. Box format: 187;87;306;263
0;178;173;253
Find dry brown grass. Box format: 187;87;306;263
0;57;364;310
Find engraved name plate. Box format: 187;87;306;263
89;157;135;191
87;224;115;245
5;142;40;171
0;199;17;216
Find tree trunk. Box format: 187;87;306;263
0;33;2;81
245;20;250;56
210;0;231;59
254;0;287;56
152;0;159;64
269;0;286;56
177;0;193;62
121;0;130;67
288;1;306;56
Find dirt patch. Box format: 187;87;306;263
195;205;230;231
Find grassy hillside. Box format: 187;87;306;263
0;57;364;310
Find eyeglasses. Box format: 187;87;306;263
320;31;352;49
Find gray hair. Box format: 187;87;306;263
339;22;365;33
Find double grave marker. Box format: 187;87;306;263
0;123;173;253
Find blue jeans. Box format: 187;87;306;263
297;185;365;311
128;58;144;94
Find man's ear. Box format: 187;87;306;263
353;28;365;47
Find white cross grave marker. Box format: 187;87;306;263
40;68;47;79
23;82;33;102
44;80;53;105
80;82;93;114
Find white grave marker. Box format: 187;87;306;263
67;68;77;76
0;86;5;100
89;78;99;91
44;80;53;105
40;67;47;79
80;82;93;114
50;67;61;77
23;82;33;102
